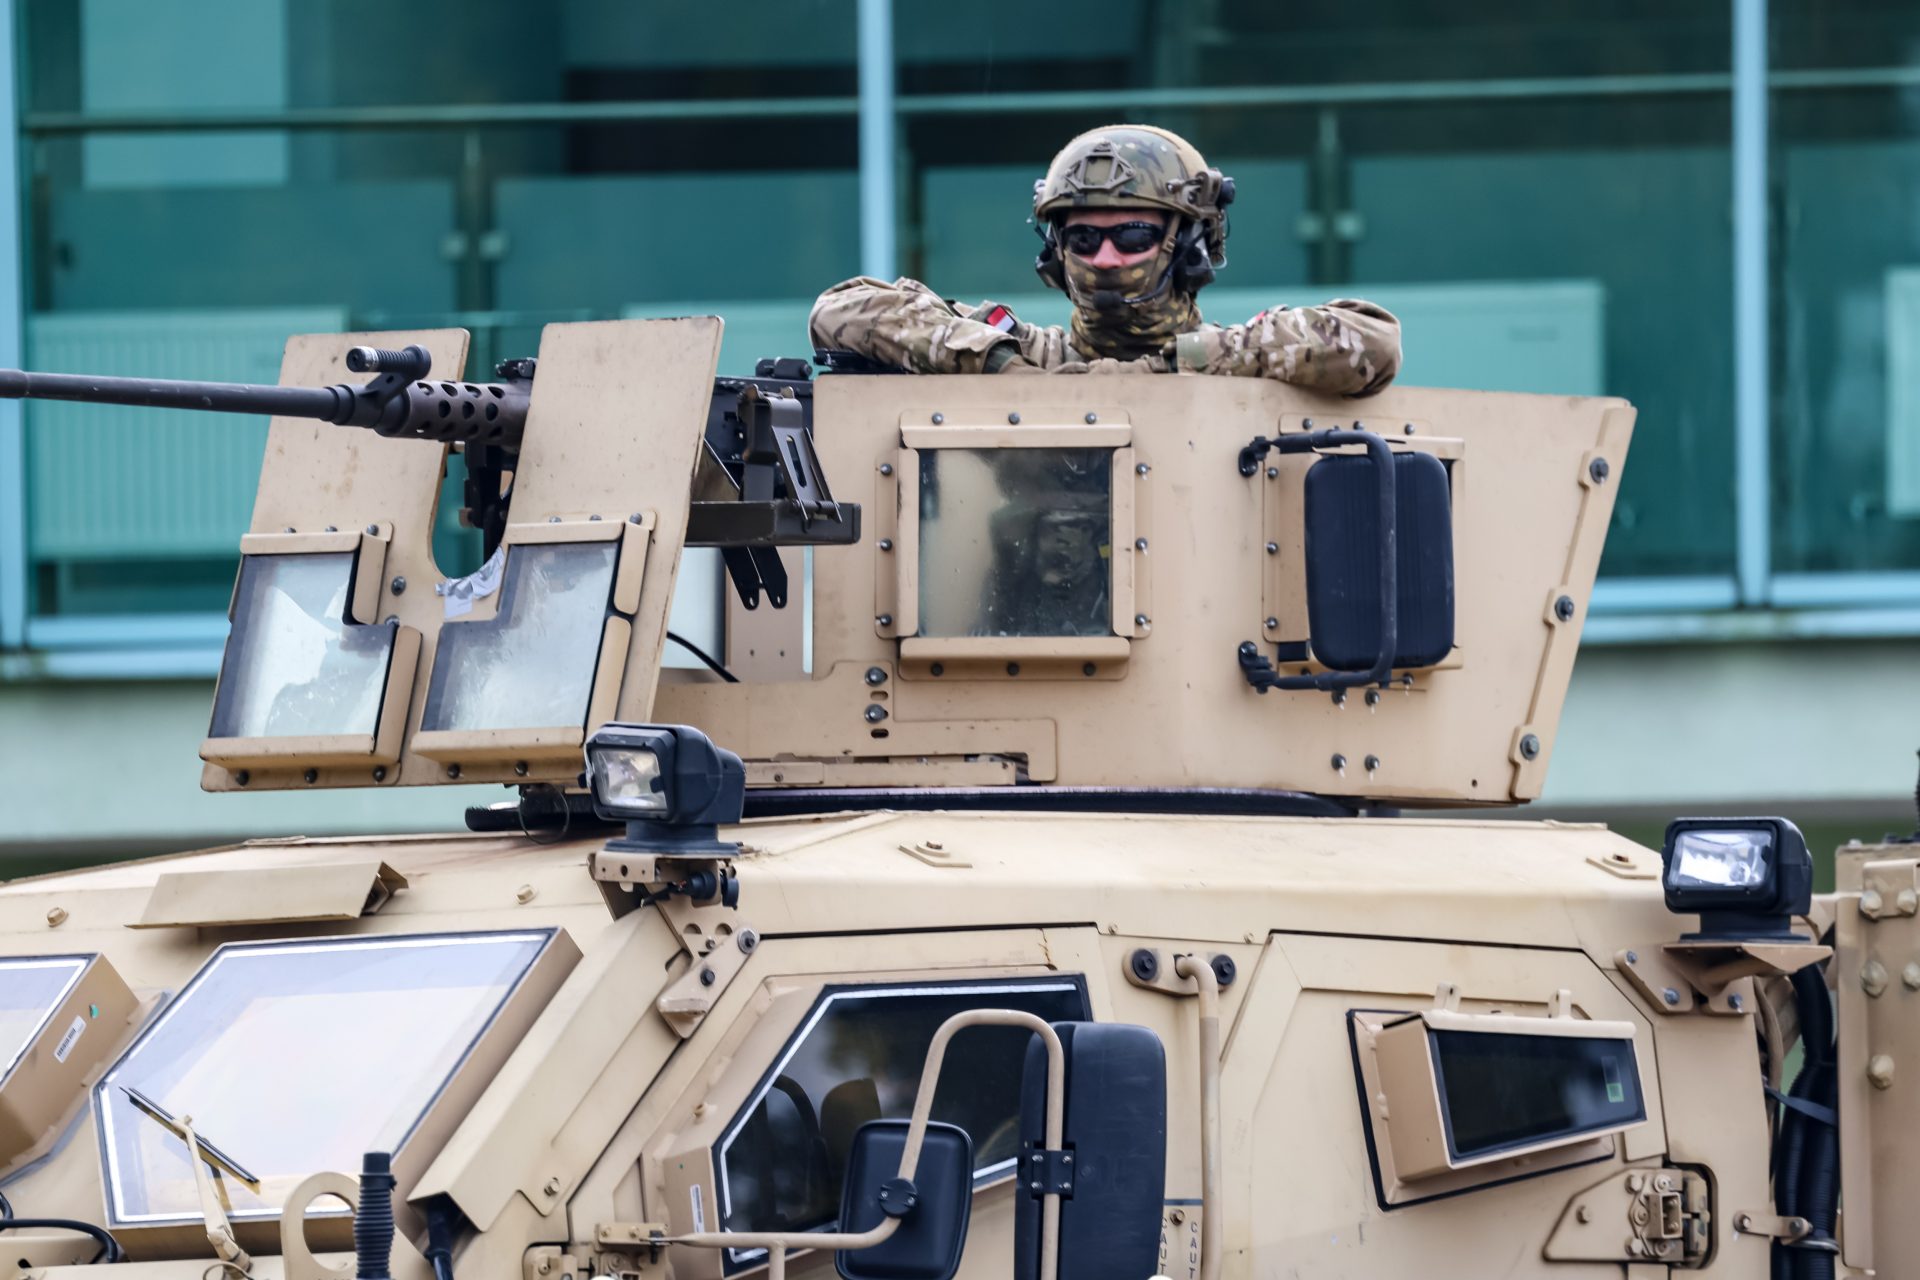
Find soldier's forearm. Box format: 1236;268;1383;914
1176;300;1401;395
809;276;1019;374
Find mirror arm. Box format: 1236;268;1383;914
660;1010;1068;1280
1171;957;1223;1280
667;1218;903;1280
1236;428;1400;693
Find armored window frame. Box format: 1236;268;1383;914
91;928;579;1233
1347;1001;1647;1209
200;528;420;770
410;515;650;769
709;976;1090;1272
880;419;1149;673
1;954;140;1173
0;955;88;1086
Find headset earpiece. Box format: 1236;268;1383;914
1170;220;1216;293
1033;219;1067;290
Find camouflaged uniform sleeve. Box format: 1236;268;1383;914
988;309;1074;370
809;277;1025;374
1173;298;1401;396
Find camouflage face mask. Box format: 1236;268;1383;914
1061;224;1201;362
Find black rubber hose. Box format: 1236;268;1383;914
355;1151;396;1280
1791;1062;1839;1280
1793;965;1834;1068
1774;1089;1807;1229
0;1218;126;1263
1775;964;1837;1280
421;1194;463;1280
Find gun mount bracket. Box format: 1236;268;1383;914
702;382;860;608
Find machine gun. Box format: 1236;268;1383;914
0;343;856;606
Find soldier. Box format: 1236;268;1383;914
809;123;1400;394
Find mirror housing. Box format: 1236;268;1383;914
1304;448;1455;672
1014;1022;1167;1280
835;1119;974;1280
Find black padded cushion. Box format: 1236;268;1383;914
1014;1023;1166;1280
1303;451;1455;671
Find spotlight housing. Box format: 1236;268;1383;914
1660;817;1812;942
585;723;745;854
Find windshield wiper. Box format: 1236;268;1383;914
123;1086;262;1271
121;1085;262;1190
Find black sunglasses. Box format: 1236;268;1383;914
1059;220;1165;257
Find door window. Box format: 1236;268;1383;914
715;978;1086;1267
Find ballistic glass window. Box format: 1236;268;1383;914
0;956;89;1083
1430;1029;1645;1161
94;931;555;1226
716;979;1087;1269
209;553;395;739
421;542;618;732
917;449;1114;637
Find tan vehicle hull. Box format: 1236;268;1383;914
1;811;1876;1279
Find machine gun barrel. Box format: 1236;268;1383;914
0;367;351;420
0;344;529;448
0;337;860;581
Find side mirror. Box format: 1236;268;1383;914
1304;448;1455;673
1014;1022;1167;1280
835;1119;974;1280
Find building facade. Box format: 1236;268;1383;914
1;0;1917;871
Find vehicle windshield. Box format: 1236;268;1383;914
95;931;552;1226
0;956;88;1083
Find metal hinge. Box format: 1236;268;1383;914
1545;1167;1711;1266
589;1222;669;1275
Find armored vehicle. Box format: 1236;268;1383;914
0;319;1904;1280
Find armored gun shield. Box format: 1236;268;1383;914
661;374;1633;806
198;319;725;793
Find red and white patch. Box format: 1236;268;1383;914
982;305;1017;332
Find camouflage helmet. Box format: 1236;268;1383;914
1032;124;1234;265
